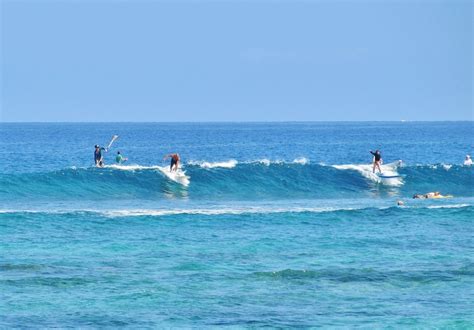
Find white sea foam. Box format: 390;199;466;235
426;204;470;209
102;206;360;217
0;206;360;217
0;209;97;214
424;164;453;170
1;202;471;217
188;160;238;169
104;164;162;171
293;157;309;165
256;159;272;166
188;158;312;168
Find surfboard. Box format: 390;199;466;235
430;195;453;199
157;166;190;186
377;173;402;179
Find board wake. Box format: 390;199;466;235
332;161;404;186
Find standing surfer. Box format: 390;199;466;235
94;136;119;168
164;153;180;172
370;150;382;173
94;145;106;167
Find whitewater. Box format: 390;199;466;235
1;122;473;327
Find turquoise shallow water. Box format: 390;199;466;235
1;122;473;327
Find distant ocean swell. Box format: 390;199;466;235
252;264;474;282
0;162;472;200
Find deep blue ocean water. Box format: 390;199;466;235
1;122;473;327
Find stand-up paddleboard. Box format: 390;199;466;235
157;166;190;186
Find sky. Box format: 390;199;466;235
1;0;472;122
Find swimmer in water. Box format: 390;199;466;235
370;150;382;173
464;155;472;166
164;153;180;172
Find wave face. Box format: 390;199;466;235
1;162;472;201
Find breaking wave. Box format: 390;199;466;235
0;161;472;201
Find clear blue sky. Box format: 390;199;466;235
1;0;472;122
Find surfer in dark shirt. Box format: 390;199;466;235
370;150;382;173
94;145;106;167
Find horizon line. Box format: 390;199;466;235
1;120;473;124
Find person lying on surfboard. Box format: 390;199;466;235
164;153;180;172
370;150;382;173
413;192;453;199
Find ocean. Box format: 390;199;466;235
1;122;473;327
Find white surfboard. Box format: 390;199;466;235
377;173;402;179
157;166;190;186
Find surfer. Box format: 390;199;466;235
464;155;472;166
164;153;180;172
94;136;119;167
115;151;128;164
413;192;451;199
370;150;382;173
412;194;426;199
413;192;438;199
94;145;106;167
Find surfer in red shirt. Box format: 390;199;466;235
164;153;180;172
